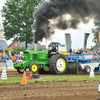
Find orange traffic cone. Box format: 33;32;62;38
22;71;27;84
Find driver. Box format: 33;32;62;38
51;47;56;52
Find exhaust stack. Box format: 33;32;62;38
45;25;48;52
35;43;37;50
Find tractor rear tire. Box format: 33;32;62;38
29;63;39;73
85;65;91;74
17;67;26;74
38;68;51;74
49;54;67;74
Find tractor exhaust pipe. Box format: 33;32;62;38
35;43;37;50
45;25;48;52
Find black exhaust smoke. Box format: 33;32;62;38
32;0;100;43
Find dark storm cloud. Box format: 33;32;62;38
32;0;100;43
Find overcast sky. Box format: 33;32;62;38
0;0;95;49
0;0;6;24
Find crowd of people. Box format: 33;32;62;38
0;48;100;62
0;53;24;63
69;48;100;59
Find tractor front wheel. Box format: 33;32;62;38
29;63;38;73
49;54;67;74
85;65;91;74
17;67;26;74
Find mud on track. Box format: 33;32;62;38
0;71;100;100
0;70;90;78
0;80;100;100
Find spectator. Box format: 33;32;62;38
76;49;81;54
3;53;8;62
69;48;72;54
12;54;17;62
87;50;90;54
8;54;12;60
0;53;3;63
97;50;100;59
20;54;24;60
85;49;88;54
19;55;22;60
94;53;99;60
72;49;76;54
80;48;83;54
90;51;93;54
96;48;99;53
93;49;96;55
98;50;100;56
16;54;20;60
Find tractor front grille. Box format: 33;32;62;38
33;54;37;60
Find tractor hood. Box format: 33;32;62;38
24;50;48;54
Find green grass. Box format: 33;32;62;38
0;76;100;84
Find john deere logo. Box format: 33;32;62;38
40;57;44;58
59;60;61;62
25;55;27;57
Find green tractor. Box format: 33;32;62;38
14;42;68;74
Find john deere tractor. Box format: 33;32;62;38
14;42;68;74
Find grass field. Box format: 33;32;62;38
0;69;100;84
0;75;100;84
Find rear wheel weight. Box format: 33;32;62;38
85;65;91;74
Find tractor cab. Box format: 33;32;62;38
48;42;59;58
48;42;59;52
48;42;67;58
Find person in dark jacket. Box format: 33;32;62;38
69;48;72;54
80;48;83;54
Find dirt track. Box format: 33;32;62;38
0;69;88;78
0;71;100;100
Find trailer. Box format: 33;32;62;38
66;54;100;74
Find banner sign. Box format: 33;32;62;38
58;47;66;51
6;60;14;69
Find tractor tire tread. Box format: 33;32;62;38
49;54;67;74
